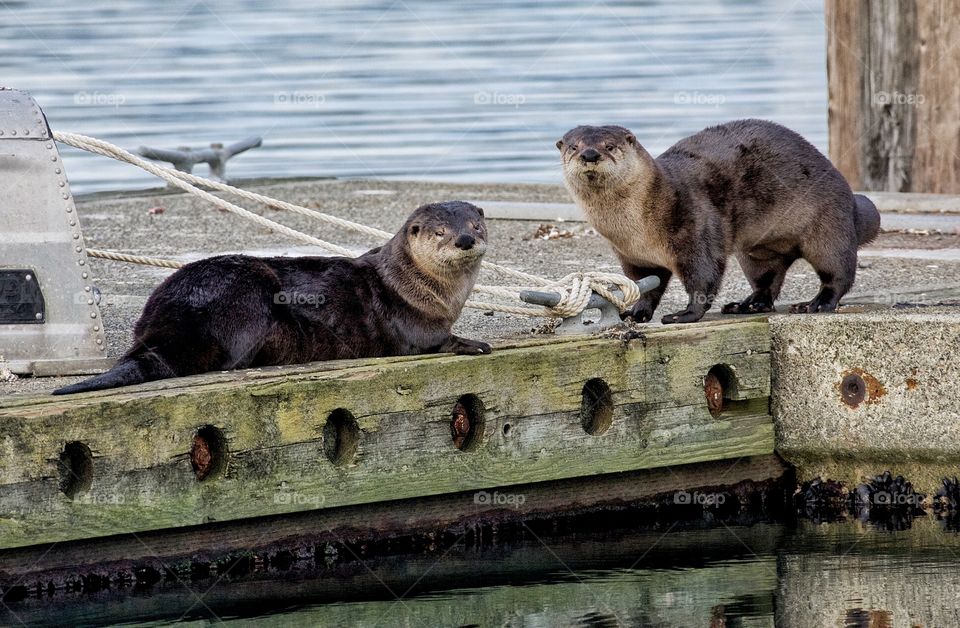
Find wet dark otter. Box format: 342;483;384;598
53;201;490;395
558;119;880;324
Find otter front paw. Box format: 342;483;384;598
444;336;492;355
622;301;655;323
661;309;705;324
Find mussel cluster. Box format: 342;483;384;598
795;471;926;530
933;476;960;531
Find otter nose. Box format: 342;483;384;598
580;148;602;163
454;234;475;250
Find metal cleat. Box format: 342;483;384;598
0;89;113;376
520;275;661;335
137;136;262;182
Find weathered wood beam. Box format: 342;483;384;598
0;319;773;549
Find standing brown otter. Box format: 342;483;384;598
53;201;490;395
558;119;880;324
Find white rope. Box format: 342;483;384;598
56;131;642;318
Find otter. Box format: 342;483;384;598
558;119;880;324
53;201;491;395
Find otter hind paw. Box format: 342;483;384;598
661;309;704;324
789;300;837;314
722;300;774;314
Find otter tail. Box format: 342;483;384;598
853;194;881;246
52;352;173;395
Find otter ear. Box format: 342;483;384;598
625;134;637;145
476;207;484;217
410;224;420;235
555;139;564;151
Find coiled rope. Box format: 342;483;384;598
55;131;641;318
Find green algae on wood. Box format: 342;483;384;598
0;318;773;549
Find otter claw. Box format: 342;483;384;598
622;312;652;323
789;300;837;314
723;301;774;314
623;306;654;323
661;310;703;324
450;339;492;355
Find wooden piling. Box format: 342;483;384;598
826;0;960;193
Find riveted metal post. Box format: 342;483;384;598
0;89;113;375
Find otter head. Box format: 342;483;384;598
403;201;487;278
557;125;647;192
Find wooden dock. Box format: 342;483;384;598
0;318;774;550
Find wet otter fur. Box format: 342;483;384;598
53;201;490;395
559;119;880;324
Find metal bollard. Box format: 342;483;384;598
137;136;262;182
520;275;661;335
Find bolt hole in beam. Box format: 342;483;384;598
323;409;360;466
191;425;228;481
580;378;614;435
451;394;486;451
58;441;93;498
704;365;738;417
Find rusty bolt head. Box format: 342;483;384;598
451;401;470;450
704;372;725;417
841;373;866;407
191;434;214;480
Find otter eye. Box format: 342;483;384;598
605;144;616;151
435;229;445;237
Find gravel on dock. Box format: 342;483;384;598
4;178;960;397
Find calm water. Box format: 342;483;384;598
9;518;960;626
0;0;826;194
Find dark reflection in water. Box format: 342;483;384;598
0;0;825;193
8;517;960;627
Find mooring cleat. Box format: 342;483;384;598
0;89;114;376
137;136;262;182
520;275;661;335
